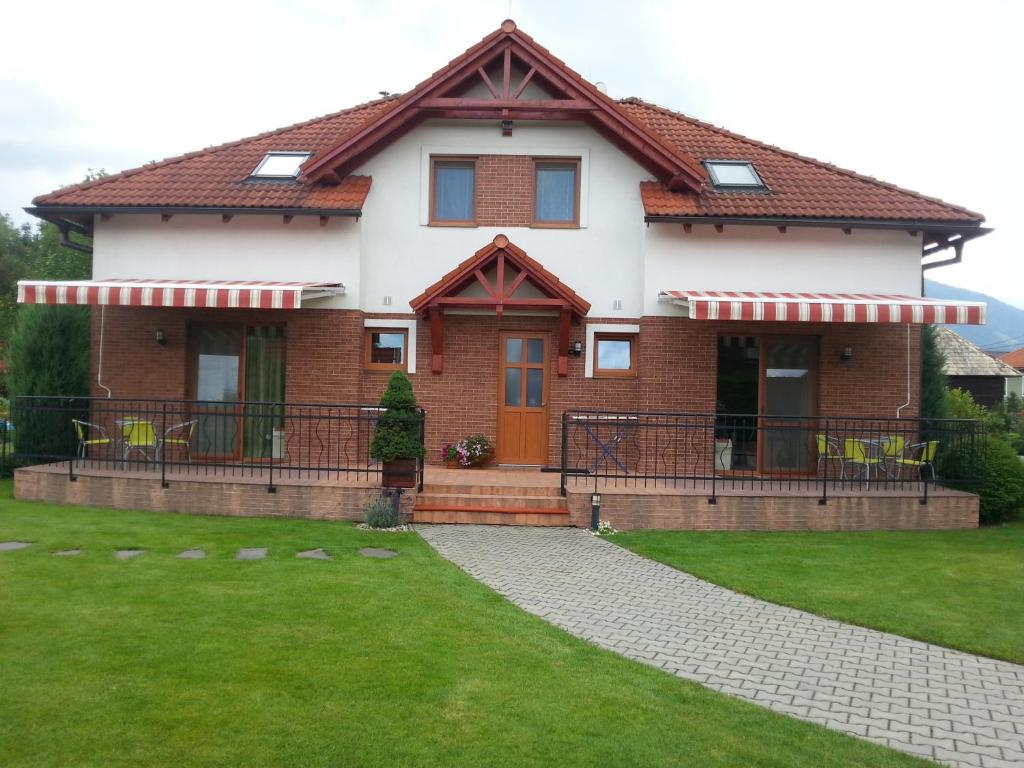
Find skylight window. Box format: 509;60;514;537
250;152;311;179
705;160;766;190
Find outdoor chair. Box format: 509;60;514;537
879;435;906;477
896;440;939;481
157;419;198;463
843;438;884;486
815;434;844;477
72;419;112;459
119;417;158;461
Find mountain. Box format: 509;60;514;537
924;279;1024;353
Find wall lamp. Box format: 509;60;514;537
569;341;583;356
155;329;168;347
840;345;853;362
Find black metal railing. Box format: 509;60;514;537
8;396;425;493
560;410;984;503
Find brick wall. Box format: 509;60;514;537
474;155;535;227
90;307;922;467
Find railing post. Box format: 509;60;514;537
560;411;568;497
819;419;828;506
160;402;168;489
418;408;425;493
708;415;717;505
267;403;276;494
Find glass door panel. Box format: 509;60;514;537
497;333;548;464
243;326;286;459
192;325;242;458
761;337;818;473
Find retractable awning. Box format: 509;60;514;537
659;291;986;325
17;279;345;310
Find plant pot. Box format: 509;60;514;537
382;458;418;488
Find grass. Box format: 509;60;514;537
0;480;931;768
614;523;1024;664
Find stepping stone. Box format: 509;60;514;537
0;541;31;552
53;549;81;557
116;549;144;560
236;548;267;560
177;549;206;560
359;547;397;559
296;548;331;560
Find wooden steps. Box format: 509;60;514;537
412;482;570;526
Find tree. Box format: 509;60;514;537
370;371;425;462
920;324;948;420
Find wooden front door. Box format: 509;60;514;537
497;332;549;464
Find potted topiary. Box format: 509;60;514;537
370;371;425;488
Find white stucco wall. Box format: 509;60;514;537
89;118;927;319
92;214;362;309
643;225;924;316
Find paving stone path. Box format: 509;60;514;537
177;549;206;559
359;547;397;559
417;524;1024;768
236;548;267;560
53;549;81;557
297;548;331;560
115;549;144;560
0;541;31;551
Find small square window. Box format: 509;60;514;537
594;333;637;377
364;328;408;371
705;160;766;190
431;158;476;224
534;159;580;227
250;152;311;179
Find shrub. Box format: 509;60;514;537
363;494;399;528
943;434;1024;525
370;371;425;463
920;325;949;420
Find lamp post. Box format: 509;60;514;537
590;492;601;531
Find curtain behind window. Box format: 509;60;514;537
243;326;286;459
434;164;475;221
535;165;576;222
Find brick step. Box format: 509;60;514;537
415;492;567;510
420;483;562;498
412;508;570;526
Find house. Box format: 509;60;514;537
12;20;990;530
937;328;1023;406
999;347;1024;376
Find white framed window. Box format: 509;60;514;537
251;152;312;179
704;160;766;190
585;323;641;378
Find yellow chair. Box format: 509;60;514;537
120;418;157;461
844;438;884;485
158;419;198;463
879;436;906;477
72;419;111;459
896;440;939;481
816;434;844;476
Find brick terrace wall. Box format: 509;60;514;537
565;488;978;531
90;308;922;468
15;467;412;521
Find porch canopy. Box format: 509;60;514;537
17;278;345;310
659;290;986;325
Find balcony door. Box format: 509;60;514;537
497;332;549;465
189;324;286;460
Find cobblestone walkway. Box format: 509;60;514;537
417;525;1024;768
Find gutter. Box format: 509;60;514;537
25;205;364;219
643;213;991;238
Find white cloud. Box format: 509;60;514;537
2;0;1020;306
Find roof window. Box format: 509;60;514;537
250;152;311;179
705;160;766;190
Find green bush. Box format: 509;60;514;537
363;494;399;528
370;371;425;463
943;434;1024;525
920;325;949;420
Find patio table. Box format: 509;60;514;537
574;414;639;474
116;417;159;462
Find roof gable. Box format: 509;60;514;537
937;328;1021;377
300;20;706;192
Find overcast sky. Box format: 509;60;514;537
1;0;1020;307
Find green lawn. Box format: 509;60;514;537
0;481;929;767
615;523;1024;664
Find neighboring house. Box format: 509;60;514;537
999;347;1024;375
12;21;992;529
936;328;1022;406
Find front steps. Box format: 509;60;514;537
411;482;571;526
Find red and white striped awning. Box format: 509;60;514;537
659;291;986;325
17;279;345;310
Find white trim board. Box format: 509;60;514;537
363;318;418;374
585;322;640;378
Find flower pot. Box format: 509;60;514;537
382;458;418;488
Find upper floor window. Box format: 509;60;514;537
533;159;580;227
704;160;766;190
431;158;476;225
250;152;311;179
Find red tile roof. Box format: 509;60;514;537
999;348;1024;369
624;99;981;222
31;25;983;225
33;97;398;210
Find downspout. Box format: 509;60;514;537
896;323;911;418
96;305;112;398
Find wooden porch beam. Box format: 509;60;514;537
429;307;443;374
417;98;595;110
558;308;571;377
477;66;499;98
420;108;591;121
473;268;496;298
502;46;512;98
511;67;537;99
432;296;568;308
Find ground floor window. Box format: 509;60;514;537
593;333;637;377
364;328;408;371
189;323;286;459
